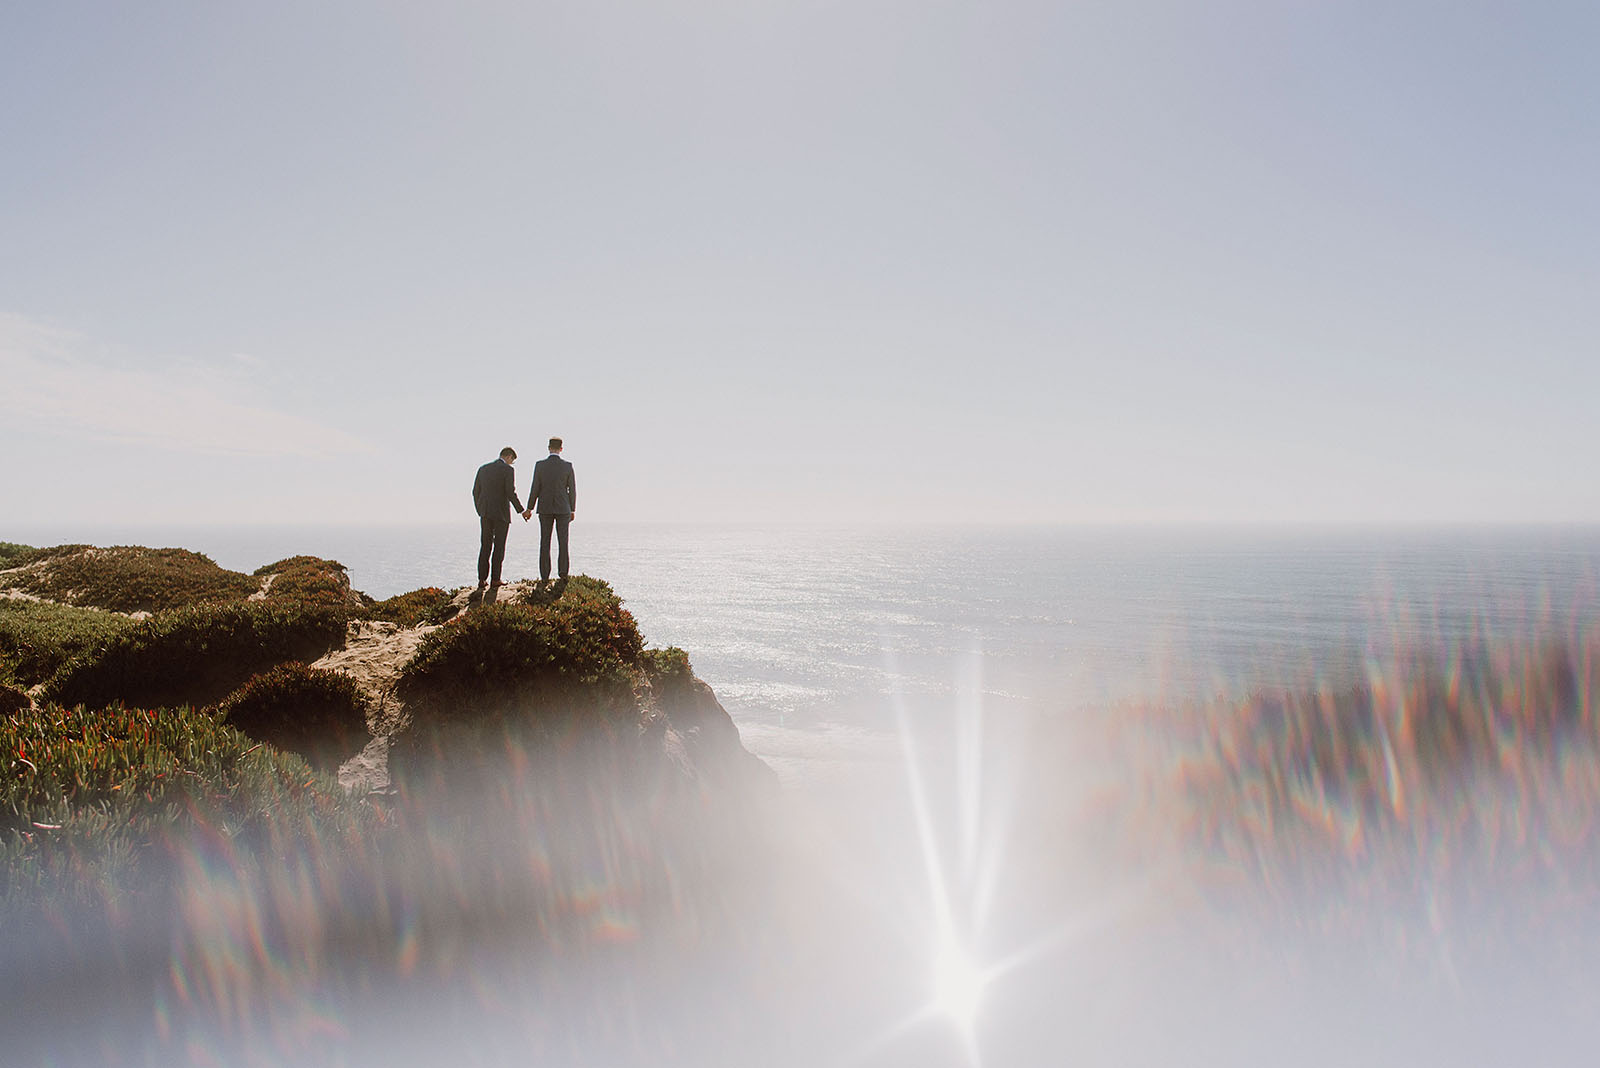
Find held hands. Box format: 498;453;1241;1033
522;509;532;521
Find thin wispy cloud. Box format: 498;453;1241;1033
0;313;375;458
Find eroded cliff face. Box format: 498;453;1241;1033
647;664;777;797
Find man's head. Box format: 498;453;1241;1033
500;446;517;464
548;437;563;453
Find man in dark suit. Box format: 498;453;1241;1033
522;437;576;581
473;446;527;589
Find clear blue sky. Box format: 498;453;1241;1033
3;1;1597;525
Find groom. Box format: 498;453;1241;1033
522;437;576;581
472;446;527;589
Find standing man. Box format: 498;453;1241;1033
523;437;576;582
473;446;527;590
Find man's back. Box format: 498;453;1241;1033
473;459;521;521
530;455;576;515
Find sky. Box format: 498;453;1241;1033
2;1;1598;526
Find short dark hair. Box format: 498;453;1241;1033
500;446;517;460
548;437;563;451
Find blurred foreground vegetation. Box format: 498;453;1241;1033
1134;634;1600;946
0;542;767;1062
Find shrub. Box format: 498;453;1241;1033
256;556;354;610
217;663;369;769
0;543;34;569
0;683;27;715
397;579;644;714
0;599;135;688
41;601;348;711
365;586;456;627
6;546;257;612
642;646;694;695
391;578;647;786
0;701;369;911
3;543;88;566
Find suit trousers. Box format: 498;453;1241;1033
538;513;571;580
478;516;510;585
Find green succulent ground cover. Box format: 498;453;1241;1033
0;701;370;913
0;598;135;688
363;586;456;627
398;576;644;713
217;661;370;769
0;684;27;715
0;545;378;932
641;644;694;693
0;545;355;617
254;555;354;609
0;546;360;716
7;546;258;613
389;576;657;785
41;600;350;711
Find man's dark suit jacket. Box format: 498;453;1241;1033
529;455;576;515
473;459;525;522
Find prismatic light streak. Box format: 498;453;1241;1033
840;648;994;1068
843;647;1159;1068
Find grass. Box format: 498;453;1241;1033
0;598;135;688
41;601;349;711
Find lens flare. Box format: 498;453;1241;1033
932;932;985;1032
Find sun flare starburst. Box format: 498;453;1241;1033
932;931;986;1033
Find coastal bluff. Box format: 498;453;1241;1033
0;542;773;801
0;542;783;1062
0;543;777;928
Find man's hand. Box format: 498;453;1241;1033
522;509;532;521
569;511;576;522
